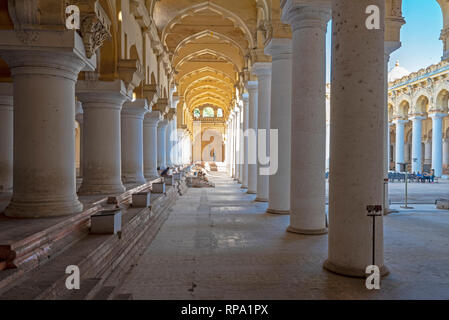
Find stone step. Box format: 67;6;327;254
0;179;162;295
0;185;181;300
92;285;116;300
66;278;103;300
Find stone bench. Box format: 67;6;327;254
90;209;122;235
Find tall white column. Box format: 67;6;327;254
157;119;169;170
246;81;258;194
235;106;241;182
282;1;330;232
0;83;13;192
265;38;292;215
121;99;148;185
77;80;128;195
239;105;244;182
387;122;391;170
75;101;83;178
166;118;174;168
242;93;249;189
2;51;88;217
411;116;425;173
144;111;162;179
424;140;432;165
231;112;236;178
252;63;272;202
431;113;445;177
394;119;407;171
325;0;387;277
443;138;449;168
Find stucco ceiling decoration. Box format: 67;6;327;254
152;0;259;120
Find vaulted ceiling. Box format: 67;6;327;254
150;0;270;120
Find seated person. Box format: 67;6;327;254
160;167;170;177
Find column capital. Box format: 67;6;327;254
245;80;258;92
144;110;162;126
76;79;129;109
281;0;331;32
393;118;409;125
252;62;272;77
409;114;427;121
242;93;249;103
157;119;169;129
264;38;292;61
153;98;169;115
122;99;149;119
429;112;447;119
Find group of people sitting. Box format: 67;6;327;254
413;170;436;183
389;170;436;183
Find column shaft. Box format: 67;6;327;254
252;63;272;202
411;116;424;173
246;81;258;194
325;0;387;277
0;83;13;192
121;99;148;184
157;120;168;170
242;94;249;188
282;2;330;231
76;80;128;195
431;113;445;177
395;120;406;171
3;52;86;217
144;111;161;179
265;38;292;214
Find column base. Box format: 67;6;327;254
4;197;83;218
247;190;257;194
323;259;390;278
78;183;126;196
255;197;268;202
267;208;290;215
122;175;146;185
287;225;328;235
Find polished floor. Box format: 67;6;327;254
117;171;449;299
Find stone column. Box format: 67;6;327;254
265;38;292;215
230;112;236;178
242;93;249;189
431;113;445;177
121;99;148;185
157;119;169;170
144;111;162;179
246;81;258;194
229;117;234;175
282;1;330;231
424;140;432;165
76;80;128;195
235;106;241;182
75;101;83;178
2;51;88;217
0;83;13;192
411;116;425;173
443;138;449;168
324;0;388;277
166;119;173;167
239;106;244;182
394;119;407;171
252;63;272;202
387;122;391;170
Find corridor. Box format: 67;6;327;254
117;172;449;300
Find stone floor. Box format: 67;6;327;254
117;171;449;299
